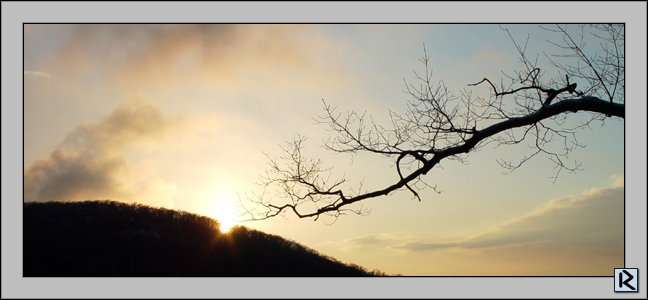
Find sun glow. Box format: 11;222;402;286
208;191;240;233
218;218;236;233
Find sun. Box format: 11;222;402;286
208;192;240;233
210;207;238;233
218;218;236;233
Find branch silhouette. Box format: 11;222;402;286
238;24;624;222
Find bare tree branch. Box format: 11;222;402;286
238;24;624;222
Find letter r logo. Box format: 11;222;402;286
615;268;638;292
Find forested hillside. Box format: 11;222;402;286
23;200;388;276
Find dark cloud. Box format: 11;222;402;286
24;97;183;207
23;149;130;203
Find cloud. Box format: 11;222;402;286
332;183;624;274
23;24;367;143
342;234;411;249
61;95;184;154
47;24;330;91
23;149;130;204
610;173;624;188
23;96;184;208
24;70;51;78
336;184;623;255
397;185;624;255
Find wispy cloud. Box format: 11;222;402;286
46;24;345;93
24;70;51;78
332;183;624;274
25;24;357;124
337;184;623;253
400;185;623;253
340;233;415;250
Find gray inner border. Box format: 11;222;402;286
2;1;646;299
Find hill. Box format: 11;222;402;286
23;200;388;276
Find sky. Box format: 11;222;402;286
21;23;628;277
4;2;647;298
